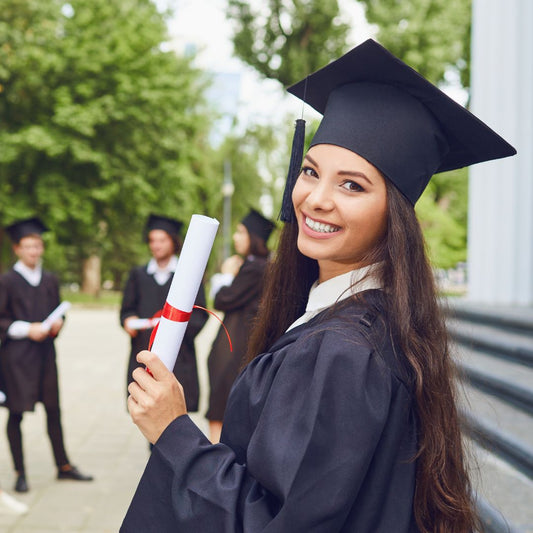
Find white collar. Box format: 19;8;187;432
286;264;381;331
13;260;42;287
146;255;178;274
147;255;178;285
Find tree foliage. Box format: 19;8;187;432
205;121;287;270
0;0;216;287
226;0;350;86
359;0;471;89
416;167;468;269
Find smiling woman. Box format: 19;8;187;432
121;39;516;533
292;145;388;282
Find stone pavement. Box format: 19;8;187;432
0;306;218;532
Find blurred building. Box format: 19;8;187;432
468;0;533;306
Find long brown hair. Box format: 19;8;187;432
247;232;270;258
246;181;478;533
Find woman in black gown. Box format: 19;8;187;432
206;209;274;443
122;40;516;533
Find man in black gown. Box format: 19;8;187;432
120;214;208;412
0;217;93;493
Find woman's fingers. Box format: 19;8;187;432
135;350;173;382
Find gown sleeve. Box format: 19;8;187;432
121;326;411;533
0;275;14;342
120;268;139;326
213;260;264;312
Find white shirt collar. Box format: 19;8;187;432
286;264;382;331
13;260;42;287
147;255;178;285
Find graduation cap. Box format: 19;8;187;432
5;217;49;243
280;38;516;220
241;209;275;242
144;214;183;241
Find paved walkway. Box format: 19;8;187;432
0;306;218;532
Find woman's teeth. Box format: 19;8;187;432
305;216;340;233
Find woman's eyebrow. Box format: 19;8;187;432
305;154;372;185
303;154;318;166
338;170;372;185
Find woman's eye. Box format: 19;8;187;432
342;180;364;192
301;166;318;178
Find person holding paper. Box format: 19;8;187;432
0;218;93;493
120;214;208;412
206;209;274;443
122;40;516;532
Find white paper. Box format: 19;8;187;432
127;317;160;330
150;215;219;371
41;301;71;332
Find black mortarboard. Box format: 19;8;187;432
5;217;49;243
144;214;183;241
241;209;275;243
280;38;516;219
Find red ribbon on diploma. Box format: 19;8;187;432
148;303;232;352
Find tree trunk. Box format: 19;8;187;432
82;254;101;296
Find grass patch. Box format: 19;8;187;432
60;289;122;308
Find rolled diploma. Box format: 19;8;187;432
41;301;71;332
127;318;160;330
150;215;219;371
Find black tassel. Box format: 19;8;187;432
279;118;306;222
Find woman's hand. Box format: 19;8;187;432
127;350;187;444
221;254;244;276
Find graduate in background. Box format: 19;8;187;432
122;40;516;532
0;218;93;493
206;209;274;443
120;214;208;412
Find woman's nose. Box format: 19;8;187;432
305;181;334;211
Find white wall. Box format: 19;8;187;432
468;0;533;305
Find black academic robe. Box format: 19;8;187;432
0;269;62;414
121;290;420;532
206;256;268;421
120;264;208;411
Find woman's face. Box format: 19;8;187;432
292;144;388;282
233;223;251;256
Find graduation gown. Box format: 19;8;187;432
120;264;208;412
206;256;268;421
0;269;62;414
121;290;420;532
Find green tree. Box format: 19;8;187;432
226;0;350;86
359;0;471;89
0;0;214;290
415;168;468;269
205;121;287;271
